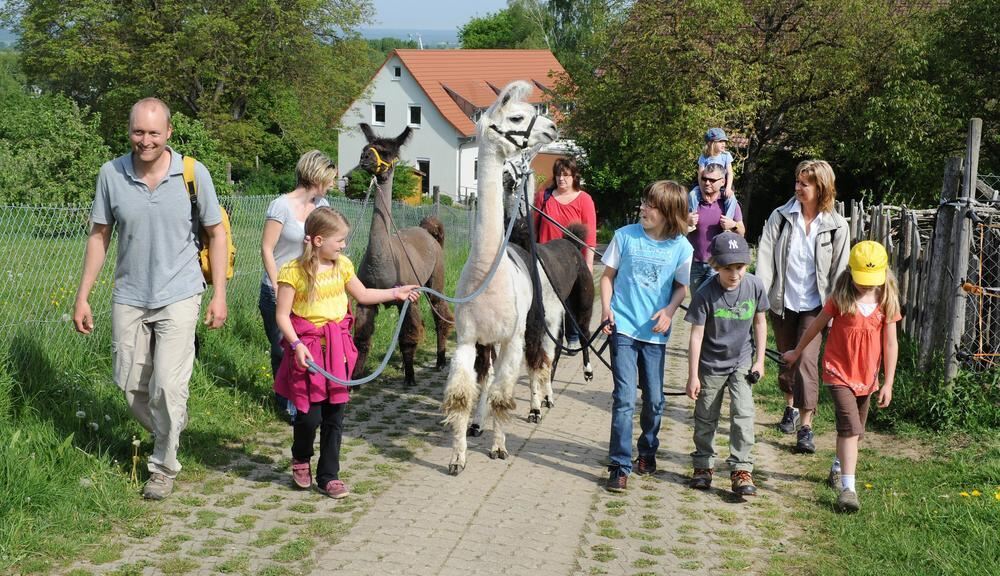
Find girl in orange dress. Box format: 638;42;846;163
783;241;900;513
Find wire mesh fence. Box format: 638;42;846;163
960;175;1000;373
0;196;475;362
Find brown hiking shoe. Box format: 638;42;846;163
689;468;713;490
635;454;657;476
606;470;628;492
837;488;860;513
731;470;757;496
143;472;174;500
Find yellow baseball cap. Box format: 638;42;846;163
849;241;888;286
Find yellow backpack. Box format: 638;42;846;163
183;156;235;284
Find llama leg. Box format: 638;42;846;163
430;293;453;370
442;344;478;475
488;342;524;460
352;304;378;379
400;302;424;387
467;344;493;437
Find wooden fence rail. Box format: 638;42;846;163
843;118;999;380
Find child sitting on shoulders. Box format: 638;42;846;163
685;232;768;495
698;127;736;198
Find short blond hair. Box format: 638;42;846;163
296;150;338;190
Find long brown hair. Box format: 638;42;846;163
297;207;350;302
830;266;901;321
643;180;688;239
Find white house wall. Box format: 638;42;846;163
338;55;462;199
458;140;479;203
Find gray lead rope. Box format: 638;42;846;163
305;187;528;387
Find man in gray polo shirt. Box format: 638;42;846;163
73;97;228;500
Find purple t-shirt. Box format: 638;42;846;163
687;197;743;262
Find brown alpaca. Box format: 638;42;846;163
351;123;453;387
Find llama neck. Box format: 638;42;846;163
365;167;394;265
472;145;506;264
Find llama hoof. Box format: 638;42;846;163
489;448;508;460
527;411;540;424
542;397;554;408
448;463;464;475
466;424;483;437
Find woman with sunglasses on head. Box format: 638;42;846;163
687;162;745;293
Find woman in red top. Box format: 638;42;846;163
783;241;900;513
535;157;598;270
535;157;597;348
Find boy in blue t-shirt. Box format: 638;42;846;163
684;232;768;496
600;180;693;492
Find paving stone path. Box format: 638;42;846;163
66;306;817;576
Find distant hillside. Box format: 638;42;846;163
359;28;459;48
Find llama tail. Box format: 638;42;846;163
420;216;445;246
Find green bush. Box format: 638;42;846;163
237;165;296;197
870;339;1000;432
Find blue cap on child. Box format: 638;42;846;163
705;127;728;142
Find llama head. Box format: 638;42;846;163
358;123;413;176
478;80;558;159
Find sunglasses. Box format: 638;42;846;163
701;176;724;185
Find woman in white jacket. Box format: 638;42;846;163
756;160;849;454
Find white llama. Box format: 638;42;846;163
441;80;563;475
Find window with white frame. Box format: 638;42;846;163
408;105;421;126
534;103;549;117
392;66;402;79
372;103;386;125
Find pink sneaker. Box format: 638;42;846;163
291;459;312;489
320;479;349;499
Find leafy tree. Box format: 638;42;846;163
0;52;111;205
458;6;546;49
1;0;374;174
560;0;944;227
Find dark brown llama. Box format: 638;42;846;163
351;123;453;387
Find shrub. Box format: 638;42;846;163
870;339;1000;432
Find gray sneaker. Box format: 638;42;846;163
827;468;842;491
143;472;174;500
795;426;816;454
836;488;860;512
778;406;799;434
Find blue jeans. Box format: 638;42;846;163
258;282;297;420
690;260;715;294
608;333;666;475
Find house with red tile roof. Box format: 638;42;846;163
338;49;573;202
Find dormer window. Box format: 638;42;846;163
534;103;549;117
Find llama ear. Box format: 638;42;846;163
360;123;377;143
394;126;413;148
498;80;533;108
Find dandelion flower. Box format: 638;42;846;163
132;438;141;447
972;490;982;497
75;410;86;419
89;422;99;431
864;483;873;490
994;492;1000;501
960;491;970;498
61;313;71;322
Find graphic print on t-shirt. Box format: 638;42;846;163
715;299;756;321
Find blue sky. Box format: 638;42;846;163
369;0;508;30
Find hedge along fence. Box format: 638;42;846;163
844;119;999;381
0;194;475;366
